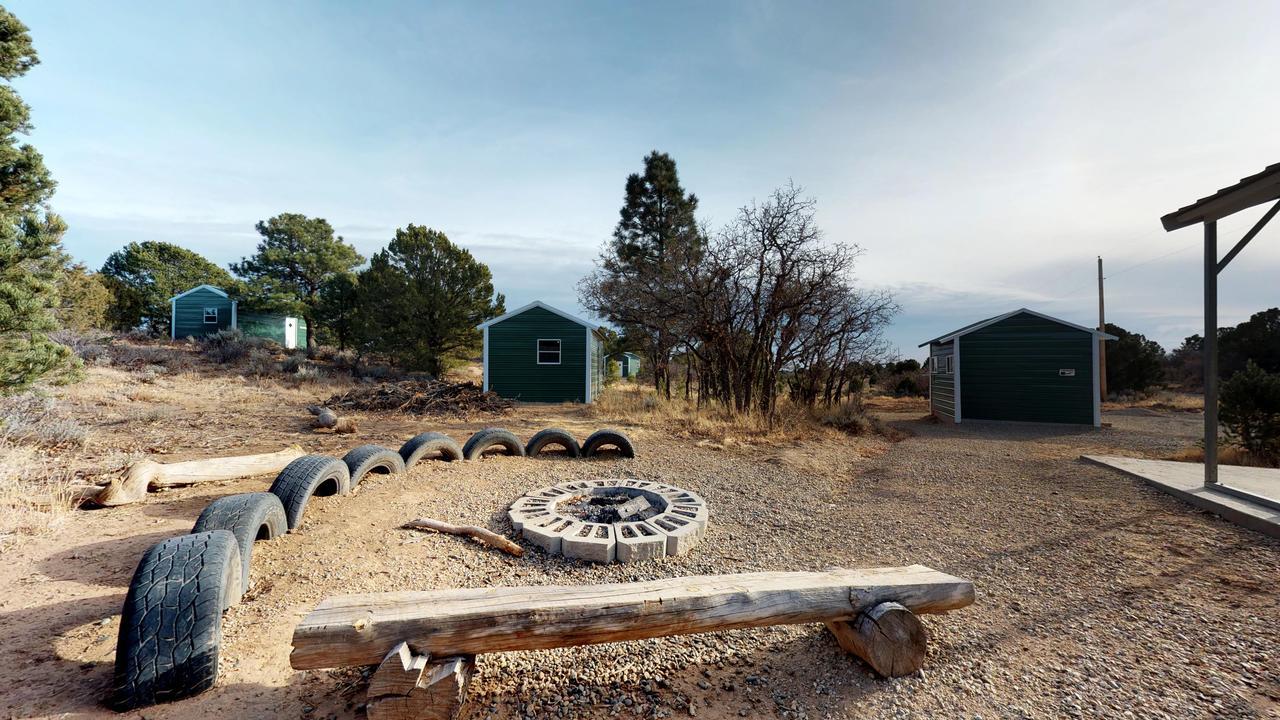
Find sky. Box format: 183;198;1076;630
9;0;1280;357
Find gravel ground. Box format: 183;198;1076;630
1;372;1277;719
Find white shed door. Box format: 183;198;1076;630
284;318;298;349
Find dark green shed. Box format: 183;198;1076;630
479;301;606;403
169;284;235;339
169;284;305;348
919;309;1115;426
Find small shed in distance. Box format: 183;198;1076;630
612;351;642;379
920;309;1115;426
169;284;306;348
478;301;606;403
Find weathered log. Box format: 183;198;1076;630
366;642;473;720
291;566;974;669
403;518;524;557
825;601;927;677
91;447;306;507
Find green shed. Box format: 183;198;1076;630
169;284;305;348
478;301;606;403
612;351;642;379
919;309;1115;427
169;284;236;339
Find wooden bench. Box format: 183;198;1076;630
291;565;975;720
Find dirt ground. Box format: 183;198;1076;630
2;366;1278;719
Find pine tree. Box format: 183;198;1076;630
232;213;363;349
355;225;503;376
100;241;234;334
581;151;703;398
55;263;111;331
0;8;76;390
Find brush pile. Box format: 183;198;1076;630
324;380;513;417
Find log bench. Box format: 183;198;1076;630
290;565;975;720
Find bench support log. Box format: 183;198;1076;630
366;642;473;720
825;601;927;677
291;566;974;670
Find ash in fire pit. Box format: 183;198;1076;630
508;479;708;564
559;492;660;524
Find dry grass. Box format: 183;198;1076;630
589;384;895;446
0;393;89;448
1168;443;1279;468
1106;389;1203;413
0;443;77;549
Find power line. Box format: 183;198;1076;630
1103;240;1200;279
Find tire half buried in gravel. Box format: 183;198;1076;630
462;427;525;461
342;444;405;487
110;530;241;711
525;427;582;458
582;428;636;458
191;492;287;595
268;454;351;530
398;431;463;467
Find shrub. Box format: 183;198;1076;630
816;398;875;435
292;365;328;384
200;329;270;364
243;348;277;377
0;394;88;448
282;352;309;374
887;371;926;397
1219;361;1280;463
50;329;109;363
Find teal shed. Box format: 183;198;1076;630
920;309;1115;427
612;351;642;379
169;284;305;348
169;285;236;339
478;301;605;403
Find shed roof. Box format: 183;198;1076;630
919;308;1117;347
476;300;600;331
169;284;229;302
1161;162;1280;231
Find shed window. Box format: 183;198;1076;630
537;339;561;365
203;307;219;324
933;355;952;374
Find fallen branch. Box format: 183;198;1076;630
89;446;306;507
403;518;524;557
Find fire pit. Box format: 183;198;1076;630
508;479;709;563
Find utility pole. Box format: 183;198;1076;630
1098;256;1107;401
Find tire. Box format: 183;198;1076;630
191;493;287;595
398;432;463;467
109;530;241;711
268;454;351;530
343;444;406;488
462;428;526;461
582;428;636;458
524;428;581;458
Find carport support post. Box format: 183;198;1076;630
1203;220;1218;487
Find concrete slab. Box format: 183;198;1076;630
1083;455;1280;539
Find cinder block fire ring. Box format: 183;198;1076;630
508;479;709;563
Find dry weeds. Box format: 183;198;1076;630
589;383;898;446
1167;443;1279;468
1106;389;1203;413
0;443;76;549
